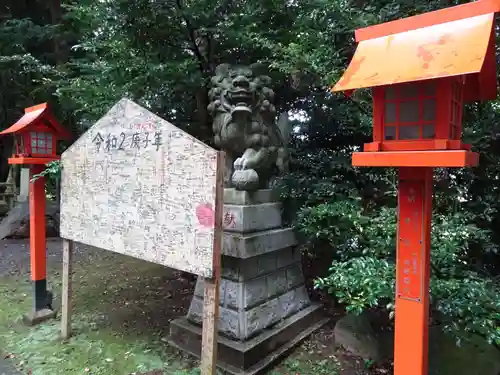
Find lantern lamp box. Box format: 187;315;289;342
0;103;71;165
332;0;500;167
59;98;221;278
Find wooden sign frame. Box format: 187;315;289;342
60;151;225;375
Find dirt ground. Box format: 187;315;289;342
0;238;392;375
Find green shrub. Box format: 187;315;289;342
276;147;499;347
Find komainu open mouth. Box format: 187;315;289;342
227;88;253;104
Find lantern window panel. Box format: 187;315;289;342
385;102;397;123
399;101;420;122
385;125;396;140
399;125;420;140
423;81;436;97
399;83;419;99
422;124;436;139
382;80;438;141
449;79;464;140
385;87;397;100
30;131;53;155
423;99;436;121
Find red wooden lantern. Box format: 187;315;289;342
332;1;500;375
0;103;71;165
0;102;70;325
333;0;500;168
367;77;465;151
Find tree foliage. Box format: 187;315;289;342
1;0;499;349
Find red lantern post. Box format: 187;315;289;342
0;103;71;325
332;1;500;374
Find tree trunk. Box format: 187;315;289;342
0;137;13;183
195;87;212;144
47;0;68;65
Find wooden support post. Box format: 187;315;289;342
61;239;74;340
200;151;224;375
394;167;432;375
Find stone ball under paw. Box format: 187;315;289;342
232;169;259;191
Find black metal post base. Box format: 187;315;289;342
22;279;57;326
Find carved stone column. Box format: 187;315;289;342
169;189;328;374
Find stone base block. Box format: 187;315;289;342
224;203;282;233
224;189;277;205
22;308;57;326
223;228;296;258
169;304;328;375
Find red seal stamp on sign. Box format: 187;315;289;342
196;203;215;227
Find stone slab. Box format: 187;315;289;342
194;262;305;310
223;228;296;258
188;285;310;340
223;203;282;233
224;189;277;205
18;168;29;202
22;308;57;326
169;304;328;375
221;247;301;281
0;201;60;240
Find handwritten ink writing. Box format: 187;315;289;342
93;130;163;153
143;132;150;148
92;133;104;152
131;133;141;149
135;122;155;131
397;182;423;301
118;132;126;150
152;131;162;151
224;212;236;228
408;188;416;202
105;133;118;151
170;130;183;139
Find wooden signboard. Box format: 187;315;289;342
59;98;224;375
60;98;220;278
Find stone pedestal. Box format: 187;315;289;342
18;168;30;202
169;189;328;374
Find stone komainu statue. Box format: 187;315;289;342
207;63;292;191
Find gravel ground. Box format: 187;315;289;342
0;238;85;277
0;237;110;280
0;361;19;375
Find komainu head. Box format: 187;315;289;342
207;63;290;191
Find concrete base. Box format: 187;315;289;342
169;304;328;375
22;308;57;326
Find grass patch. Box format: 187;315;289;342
0;248;350;375
270;352;341;375
0;251;198;375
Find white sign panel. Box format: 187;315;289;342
60;98;219;277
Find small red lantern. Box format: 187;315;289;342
0;103;71;165
0;102;71;325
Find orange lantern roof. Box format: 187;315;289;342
0;103;71;139
332;0;500;102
